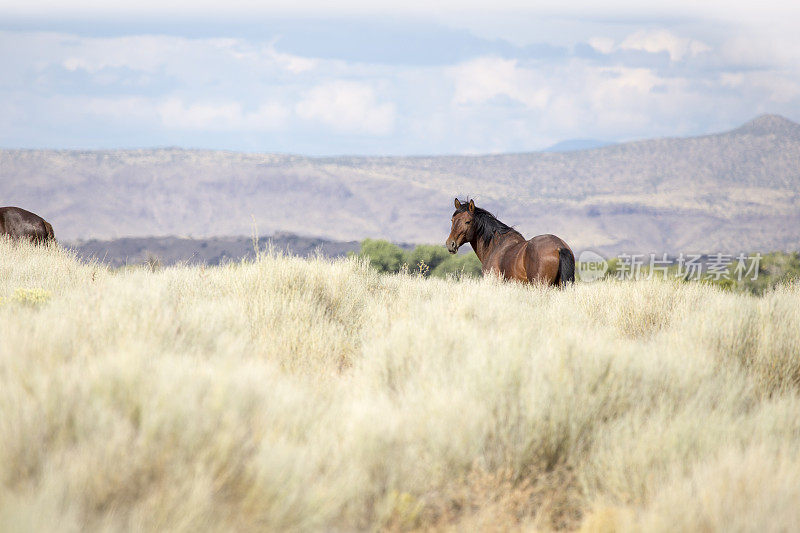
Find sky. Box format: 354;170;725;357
1;1;799;155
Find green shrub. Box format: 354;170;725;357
356;239;406;273
431;253;483;278
355;239;483;279
740;252;800;294
407;245;451;276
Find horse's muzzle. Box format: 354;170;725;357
446;240;458;254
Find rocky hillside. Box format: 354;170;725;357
3;114;799;255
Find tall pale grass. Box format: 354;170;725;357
1;237;799;531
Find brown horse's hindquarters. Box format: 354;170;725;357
0;208;54;243
521;238;574;286
17;220;46;241
44;221;55;241
524;245;560;284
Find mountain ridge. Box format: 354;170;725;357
2;115;799;255
543;139;615;152
729;114;800;139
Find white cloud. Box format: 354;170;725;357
719;32;800;70
158;99;289;130
588;30;711;62
60;35;196;73
444;55;708;149
743;72;800;104
619;29;710;61
53;33;318;77
450;57;549;109
597;66;662;93
1;19;800;155
295;81;395;135
270;48;318;74
222;42;319;74
720;73;745;87
588;37;615;55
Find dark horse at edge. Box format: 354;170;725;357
0;207;55;243
446;198;574;286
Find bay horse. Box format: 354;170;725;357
446;198;574;286
0;207;56;243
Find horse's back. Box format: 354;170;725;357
0;206;55;242
528;233;570;250
524;234;573;285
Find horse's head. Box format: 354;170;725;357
446;198;476;254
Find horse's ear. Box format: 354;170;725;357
454;198;462;209
468;199;475;213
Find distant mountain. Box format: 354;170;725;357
2;114;800;255
543;139;615;152
730;114;800;140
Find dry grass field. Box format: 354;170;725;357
1;238;799;532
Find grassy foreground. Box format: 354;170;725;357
1;239;799;532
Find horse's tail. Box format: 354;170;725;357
44;221;55;242
557;247;575;286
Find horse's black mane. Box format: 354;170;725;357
454;203;521;247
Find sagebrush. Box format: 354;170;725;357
1;238;799;532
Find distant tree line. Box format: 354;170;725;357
737;251;800;294
353;239;482;278
359;240;800;290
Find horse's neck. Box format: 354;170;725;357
470;230;523;264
